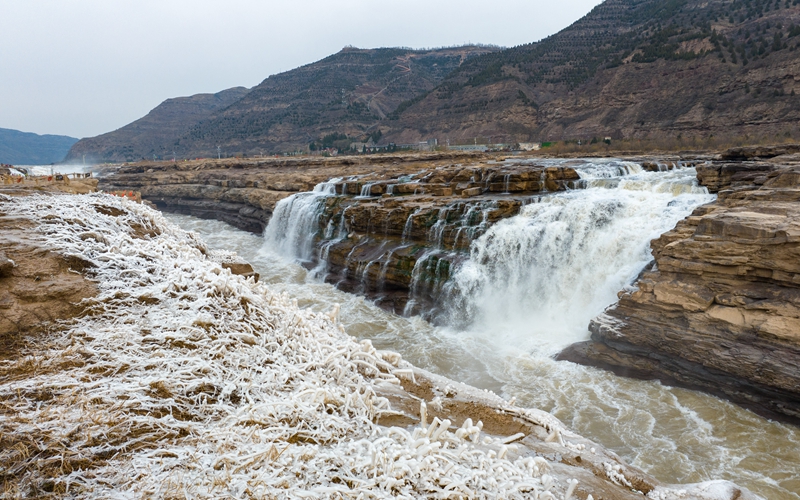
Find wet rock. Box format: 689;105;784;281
0;251;14;277
563;163;800;424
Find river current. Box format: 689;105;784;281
165;159;800;498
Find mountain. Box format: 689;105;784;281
175;46;500;156
66;46;499;162
68;0;800;159
65;87;251;163
388;0;800;145
0;128;78;165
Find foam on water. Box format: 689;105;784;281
3;193;597;498
440;165;713;355
172;206;800;498
11;164;90;176
180;158;800;498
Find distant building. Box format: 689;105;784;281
448;144;488;152
389;139;440;151
517;142;541;151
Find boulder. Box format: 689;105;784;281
0;251;14;277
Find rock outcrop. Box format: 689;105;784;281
101;152;586;314
99;153;486;233
0;200;98;357
560;157;800;424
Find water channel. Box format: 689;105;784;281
165;159;800;498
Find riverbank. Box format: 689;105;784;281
560;157;800;425
0;191;758;498
97;150;800;426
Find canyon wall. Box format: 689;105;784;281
101;150;800;424
561;154;800;424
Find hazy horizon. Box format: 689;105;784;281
2;0;602;139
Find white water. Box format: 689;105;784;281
262;178;339;262
166;160;800;499
442;166;713;355
6;194;604;498
11;164;91;176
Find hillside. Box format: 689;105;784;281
65;87;251;163
388;0;800;145
65;46;498;162
175;46;500;157
0;127;78;165
66;0;800;159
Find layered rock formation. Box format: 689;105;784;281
100;152;485;233
561;157;800;424
101;152;588;314
286;163;582;314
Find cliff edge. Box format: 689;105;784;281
560;153;800;424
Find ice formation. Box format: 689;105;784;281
0;194;587;498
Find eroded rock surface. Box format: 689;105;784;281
100;152;488;233
561;159;800;424
101;152;589;314
0;193;758;499
0;206;97;358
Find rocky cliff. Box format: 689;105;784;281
100;152;601;314
98;153;484;233
560;154;800;425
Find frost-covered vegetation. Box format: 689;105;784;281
0;194;588;498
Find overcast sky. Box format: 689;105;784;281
1;0;602;139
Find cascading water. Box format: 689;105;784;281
166;159;800;498
441;164;714;354
263;178;340;262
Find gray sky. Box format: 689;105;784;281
1;0;602;139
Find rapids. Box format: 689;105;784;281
165;159;800;499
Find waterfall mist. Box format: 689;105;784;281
441;168;713;354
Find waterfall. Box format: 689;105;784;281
263;179;340;262
440;166;714;354
359;183;375;197
263;161;714;349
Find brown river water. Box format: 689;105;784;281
164;161;800;498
